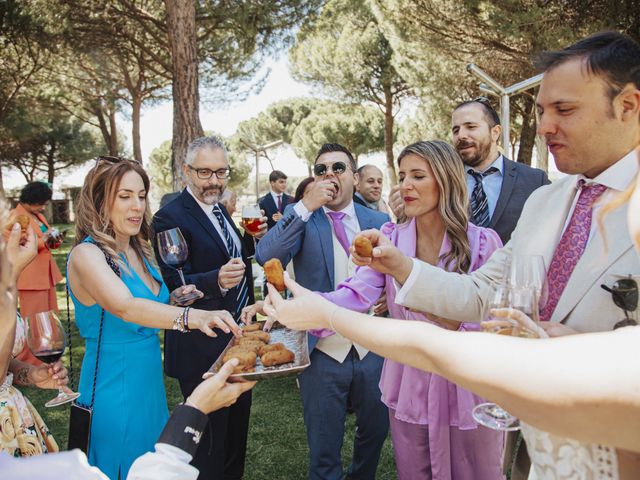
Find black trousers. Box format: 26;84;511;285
180;379;252;480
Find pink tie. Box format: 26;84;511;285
277;195;282;212
326;211;350;256
540;180;607;321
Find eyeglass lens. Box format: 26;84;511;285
313;161;347;176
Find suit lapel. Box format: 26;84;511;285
489;158;516;230
264;193;277;214
181;192;230;260
552;200;633;323
354;203;376;231
310;210;335;288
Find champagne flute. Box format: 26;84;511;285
241;204;264;259
156;228;202;303
25;311;81;407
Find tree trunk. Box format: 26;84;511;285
383;85;397;184
132;93;143;163
535;134;549;173
47;141;57;184
95;107;113;154
516;96;535;166
165;0;204;191
108;110;119;155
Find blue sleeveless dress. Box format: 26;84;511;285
69;243;170;479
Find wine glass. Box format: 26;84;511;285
241;204;264;259
156;228;202;304
25;311;81;407
509;254;547;310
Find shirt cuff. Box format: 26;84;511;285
218;281;228;296
293;201;312;222
157;404;209;458
394;258;422;306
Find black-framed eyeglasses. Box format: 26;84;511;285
187;165;231;180
313;161;347;177
601;277;638;329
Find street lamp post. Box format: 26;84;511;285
240;139;284;202
467;64;543;152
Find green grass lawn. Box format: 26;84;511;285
22;224;397;479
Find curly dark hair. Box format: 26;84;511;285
19;182;53;205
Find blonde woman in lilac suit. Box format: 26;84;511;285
314;140;505;480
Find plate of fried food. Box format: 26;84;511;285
204;322;311;381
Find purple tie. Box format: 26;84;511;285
540;180;607;321
277;195;283;212
326;211;351;256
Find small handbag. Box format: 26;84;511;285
67;241;120;453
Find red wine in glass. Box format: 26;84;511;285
156;227;202;304
26;310;81;407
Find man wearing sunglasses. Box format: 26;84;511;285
152;136;266;480
256;143;390;480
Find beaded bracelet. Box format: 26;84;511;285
183;307;191;332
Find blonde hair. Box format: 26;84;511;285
397;140;472;273
74;158;155;272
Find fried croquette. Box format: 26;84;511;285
260;348;295;367
244;331;271;343
264;258;286;292
353;235;373;258
258;342;286;357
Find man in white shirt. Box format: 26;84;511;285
256;143;390;480
259;170;294;229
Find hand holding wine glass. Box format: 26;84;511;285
241;204;267;239
156;228;204;305
25;310;80;407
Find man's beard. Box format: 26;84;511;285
200;185;223;205
457;139;492;168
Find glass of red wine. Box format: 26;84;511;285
156;227;203;304
25;310;81;407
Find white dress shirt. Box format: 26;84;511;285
270;190;284;210
187;187;241;252
293;200;359;244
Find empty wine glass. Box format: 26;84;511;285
156;228;202;304
509;254;547;310
25;311;81;407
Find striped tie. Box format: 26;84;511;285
212;204;249;317
468;167;499;227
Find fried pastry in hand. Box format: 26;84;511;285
223;350;257;373
242;323;262;333
264;258;286;292
16;215;30;231
353;235;373;258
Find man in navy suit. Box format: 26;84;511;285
152;136;266;480
258;170;294;229
452;97;550;243
256;144;390;480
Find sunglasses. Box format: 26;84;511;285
94;155;140;166
313;161;348;177
601;277;638;329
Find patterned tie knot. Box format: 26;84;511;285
468;166;499;181
327;211;346;221
576;180;607;208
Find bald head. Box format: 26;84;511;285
356;165;383;203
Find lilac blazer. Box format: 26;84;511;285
319;219;502;428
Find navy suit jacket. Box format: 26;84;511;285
489;158;550;244
256;202;389;350
152;189;255;384
259;192;294;229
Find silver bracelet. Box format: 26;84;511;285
173;310;187;333
328;306;342;333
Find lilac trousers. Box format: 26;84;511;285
389;409;505;480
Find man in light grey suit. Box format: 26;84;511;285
256;143;390;480
452;97;550;244
351;31;640;480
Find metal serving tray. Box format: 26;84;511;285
203;325;311;381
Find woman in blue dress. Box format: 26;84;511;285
67;156;241;479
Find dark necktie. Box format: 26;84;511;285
277;194;283;212
540;180;607;321
468;167;499;227
212;204;249;316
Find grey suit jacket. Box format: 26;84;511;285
489;158;550;244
